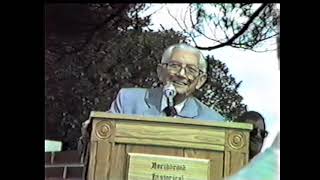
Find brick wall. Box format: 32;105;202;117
45;150;85;180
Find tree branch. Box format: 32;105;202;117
195;26;224;44
167;7;199;46
205;13;218;39
189;5;224;44
181;6;189;30
167;7;186;31
230;32;279;53
142;3;165;17
196;3;269;51
182;5;189;28
189;4;196;29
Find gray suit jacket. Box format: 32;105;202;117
109;88;225;122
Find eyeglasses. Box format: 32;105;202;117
251;128;268;138
162;61;203;77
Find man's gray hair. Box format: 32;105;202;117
161;43;207;73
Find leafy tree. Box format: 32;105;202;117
197;56;247;120
45;3;152;149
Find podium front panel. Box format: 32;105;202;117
86;112;252;180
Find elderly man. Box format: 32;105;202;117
109;43;224;121
78;43;225;153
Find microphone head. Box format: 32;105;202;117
163;83;177;98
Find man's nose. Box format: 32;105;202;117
256;130;263;138
178;66;187;77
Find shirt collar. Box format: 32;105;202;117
160;94;187;114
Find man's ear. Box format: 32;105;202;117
196;74;207;89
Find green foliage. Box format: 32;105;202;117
196;56;247;120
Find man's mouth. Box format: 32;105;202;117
172;80;189;86
250;137;263;144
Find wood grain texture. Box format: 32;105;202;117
116;137;224;151
225;130;249;153
229;152;246;176
91;119;115;142
126;144;184;157
184;149;224;180
94;141;112;180
115;120;225;151
224;151;231;177
224;129;250;177
90;111;253;130
86;114;252;180
224;151;248;177
87;141;97;180
108;143;127;180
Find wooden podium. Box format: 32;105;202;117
85;111;252;180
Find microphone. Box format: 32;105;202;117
163;83;177;107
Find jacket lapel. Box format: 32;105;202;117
143;87;163;116
178;97;199;118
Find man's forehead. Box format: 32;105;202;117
170;50;199;65
246;119;264;129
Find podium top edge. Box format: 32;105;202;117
89;111;253;130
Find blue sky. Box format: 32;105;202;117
140;3;280;150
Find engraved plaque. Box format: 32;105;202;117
127;153;210;180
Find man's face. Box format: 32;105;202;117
246;119;267;158
158;50;207;96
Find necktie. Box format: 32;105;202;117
163;106;177;117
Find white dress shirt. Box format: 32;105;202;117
160;94;187;116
